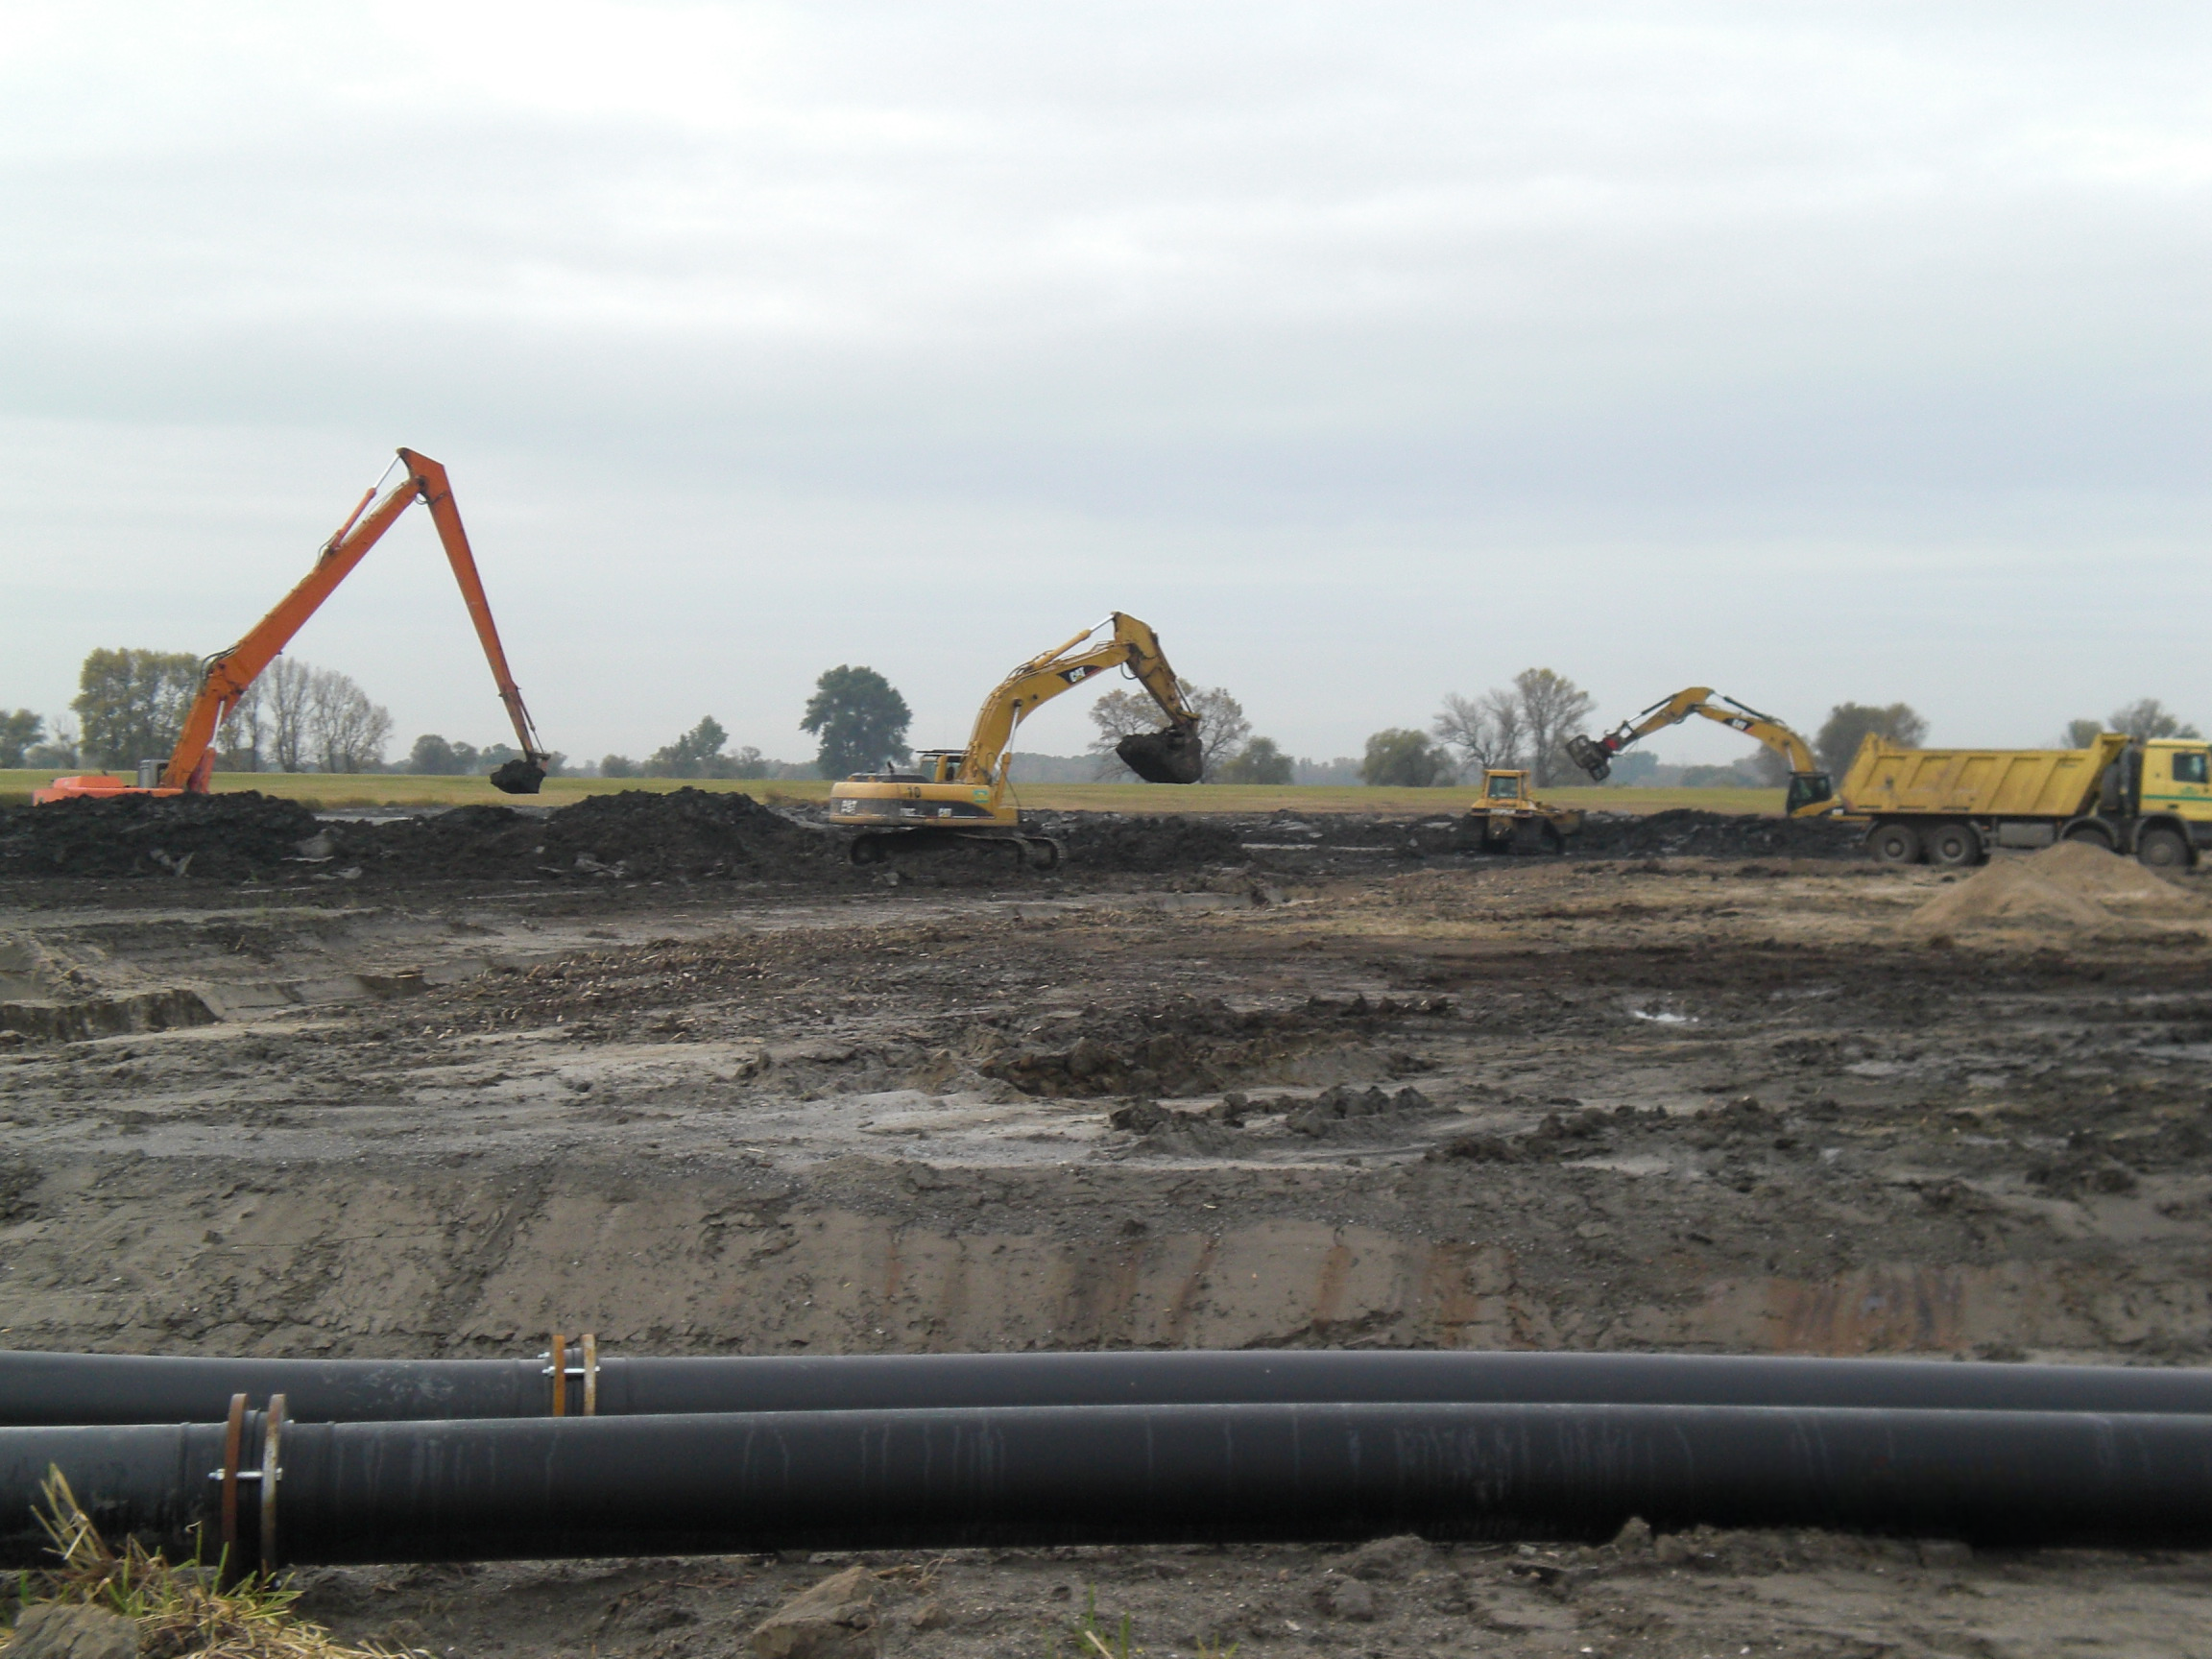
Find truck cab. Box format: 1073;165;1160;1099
2128;739;2212;867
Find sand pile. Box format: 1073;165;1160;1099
1912;839;2204;931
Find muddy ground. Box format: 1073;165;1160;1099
5;805;2212;1656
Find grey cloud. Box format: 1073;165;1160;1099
1;3;2207;757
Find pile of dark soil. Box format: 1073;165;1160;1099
1028;812;1248;871
1575;808;1863;860
330;789;838;882
0;792;322;880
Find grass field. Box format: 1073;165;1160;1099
0;769;1786;817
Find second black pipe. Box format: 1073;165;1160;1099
7;1402;2212;1569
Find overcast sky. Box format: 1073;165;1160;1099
3;3;2206;768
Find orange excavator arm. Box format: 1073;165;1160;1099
145;448;546;795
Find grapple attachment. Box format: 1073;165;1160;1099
1564;733;1613;781
1117;724;1205;784
490;757;548;795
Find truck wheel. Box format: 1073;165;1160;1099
1928;821;1982;868
2137;827;2190;870
2063;823;2114;853
1868;822;1922;865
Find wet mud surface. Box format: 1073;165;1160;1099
5;826;2212;1653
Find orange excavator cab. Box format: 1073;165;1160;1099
36;449;550;805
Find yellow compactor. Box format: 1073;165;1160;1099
1465;768;1582;854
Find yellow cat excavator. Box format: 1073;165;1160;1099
1566;687;1838;817
828;612;1203;868
36;449;551;805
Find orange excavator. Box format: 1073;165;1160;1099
36;449;551;805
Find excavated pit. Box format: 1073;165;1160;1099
5;831;2212;1651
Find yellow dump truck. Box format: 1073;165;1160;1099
1840;733;2212;869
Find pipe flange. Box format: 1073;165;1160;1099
259;1392;286;1577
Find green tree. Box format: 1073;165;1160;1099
71;648;202;769
600;755;638;779
1215;735;1294;784
803;667;911;779
25;718;78;768
408;734;475;775
1361;728;1448;786
1814;702;1928;776
0;710;44;768
1087;684;1248;780
2061;718;2104;750
648;716;730;779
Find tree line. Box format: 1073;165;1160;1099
7;648;2201;787
1;649;394;774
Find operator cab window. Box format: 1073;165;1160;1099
2176;752;2210;785
1488;775;1521;798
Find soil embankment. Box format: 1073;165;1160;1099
7;828;2212;1653
1;789;1863;890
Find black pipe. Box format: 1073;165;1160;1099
10;1347;2212;1426
8;1402;2212;1568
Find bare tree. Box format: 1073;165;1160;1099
1513;667;1596;786
217;678;265;771
1431;694;1489;779
306;667;394;774
1432;689;1529;776
2108;698;2201;741
264;659;315;772
1087;684;1249;779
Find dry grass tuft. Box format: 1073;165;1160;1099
2;1469;420;1659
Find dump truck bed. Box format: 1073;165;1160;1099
1839;733;2128;820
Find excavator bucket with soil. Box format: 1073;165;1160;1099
490;758;548;795
1117;724;1205;785
1564;733;1613;782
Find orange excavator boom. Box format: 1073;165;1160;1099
36;448;549;804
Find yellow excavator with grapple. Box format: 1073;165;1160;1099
828;613;1203;868
1566;687;1837;817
